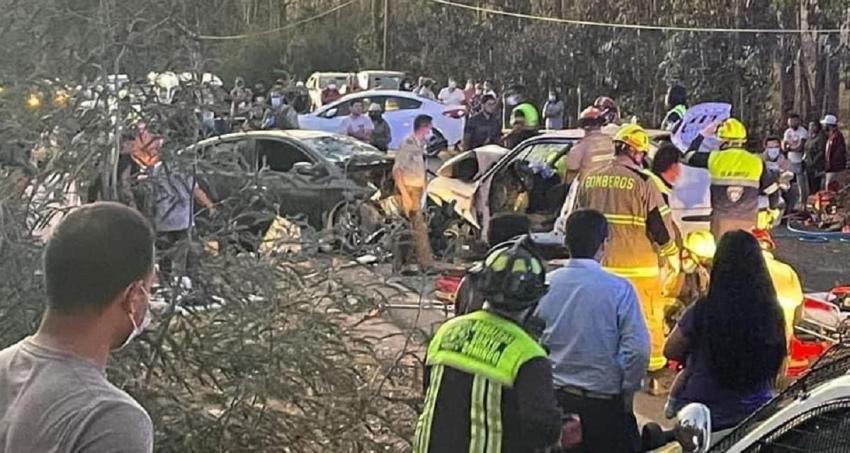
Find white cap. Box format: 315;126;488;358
327;83;337;90
821;114;838;126
368;103;383;112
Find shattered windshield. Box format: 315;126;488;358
303;135;385;164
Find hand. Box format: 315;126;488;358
207;205;217;218
700;120;721;138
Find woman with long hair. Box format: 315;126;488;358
664;230;787;430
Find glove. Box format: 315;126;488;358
666;253;682;276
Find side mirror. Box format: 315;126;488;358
323;107;338;118
674;403;712;453
293;161;320;175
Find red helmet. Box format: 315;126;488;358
594;96;617;111
578;106;605;128
751;229;776;251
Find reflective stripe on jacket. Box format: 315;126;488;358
661;104;687;131
414;310;548;453
576;161;679;278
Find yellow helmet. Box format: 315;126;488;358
684;230;716;260
613;123;650;154
717;117;747;144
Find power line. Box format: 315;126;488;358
431;0;847;34
197;0;356;41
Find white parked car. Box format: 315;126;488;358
298;90;466;156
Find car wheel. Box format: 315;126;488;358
329;201;384;253
426;129;448;157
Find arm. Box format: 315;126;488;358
646;186;678;258
193;186;216;216
514;357;563;450
682;134;710;168
393;166;414;212
77;403;153;453
664;327;690;362
617;283;651;392
759;161;780;195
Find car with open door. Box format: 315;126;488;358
188;130;392;250
298;89;465;156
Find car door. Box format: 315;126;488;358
300;98;351;134
253;138;330;228
730;403;850;452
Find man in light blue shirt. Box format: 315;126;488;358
535;208;649;453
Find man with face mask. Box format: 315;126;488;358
0;202;155;452
368;103;391;151
262;90;299;130
438;78;465;106
462;94;501;150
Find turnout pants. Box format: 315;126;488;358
627;275;666;372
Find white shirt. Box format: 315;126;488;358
783;126;809;164
438;87;466;106
340;114;374;138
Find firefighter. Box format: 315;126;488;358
575;124;680;374
412;238;562;453
661;85;688;132
561;106;615;183
684;118;779;241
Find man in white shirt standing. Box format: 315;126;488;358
340;100;374;143
437;78;466;106
783;112;809;210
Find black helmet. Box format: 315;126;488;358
472;236;548;311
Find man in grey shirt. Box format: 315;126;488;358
0;202;156;452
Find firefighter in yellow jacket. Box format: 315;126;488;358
575;124;680;372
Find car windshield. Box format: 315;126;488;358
302;135;384;164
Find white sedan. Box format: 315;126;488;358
298;89;466;156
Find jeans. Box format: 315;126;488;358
556;389;640;453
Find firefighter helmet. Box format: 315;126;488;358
578;105;605;128
717;117;747;145
614;124;650;154
473;236;548;311
684;230;716;260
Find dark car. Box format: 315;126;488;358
188;130;393;249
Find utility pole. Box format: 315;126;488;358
381;0;389;68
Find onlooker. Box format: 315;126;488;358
368;103;391;152
762;135;790;175
392;115;434;274
461;94;501;150
782;113;808;209
150;161;216;286
339;100;373;143
261;90;299;130
822;114;847;190
0;202;155;452
536;209;650;453
229;77;253;118
292;81;310;113
462;79;476;104
437;78;465;106
805;120;827;192
665;230;786;431
320;83;341;106
482;80;497;98
416;79;436;100
542;90;565;130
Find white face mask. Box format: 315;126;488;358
766;147;780;159
548;94;556;101
507;95;519;105
271;97;283;108
448;81;457;89
113;285;151;352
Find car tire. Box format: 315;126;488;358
426;129;448;157
328;201;384;253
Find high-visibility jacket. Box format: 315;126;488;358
662;104;687;132
763;251;804;341
576;161;679;278
510;102;540;128
642;169;673;205
413;310;559;453
685;142;778;224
